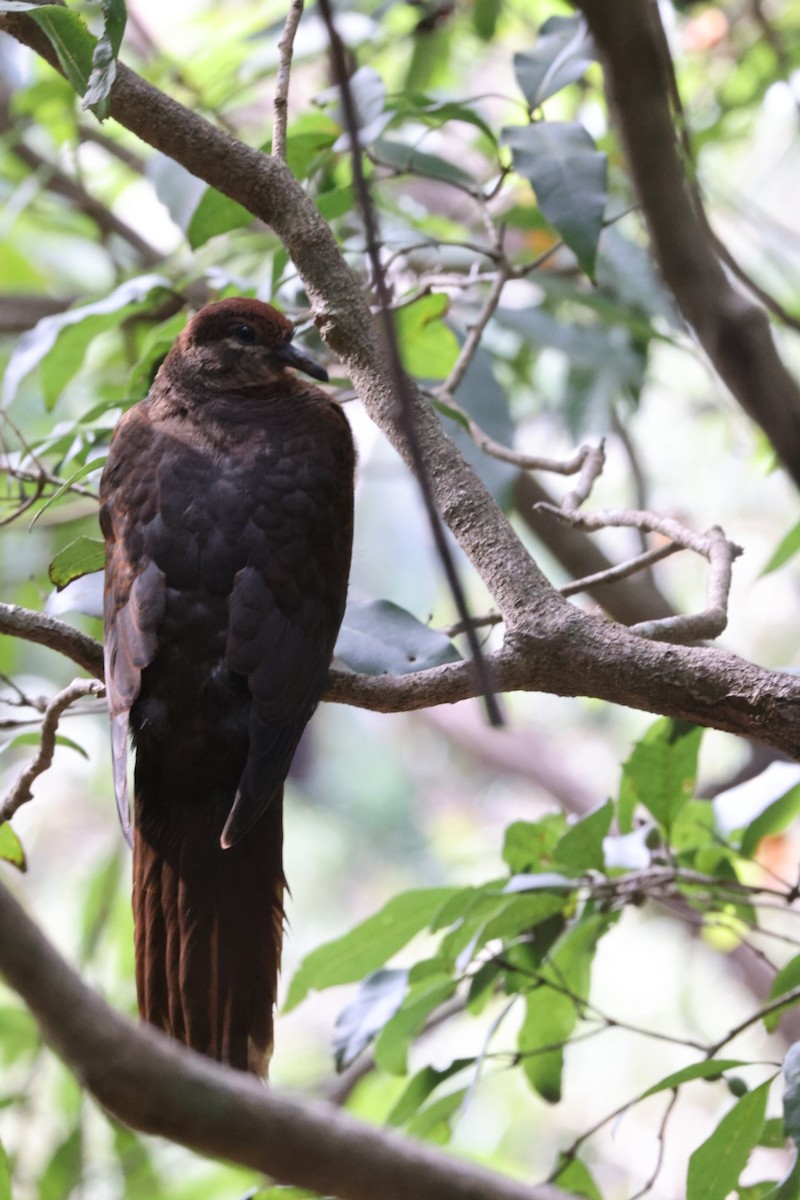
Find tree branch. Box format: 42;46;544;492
577;0;800;489
0;875;568;1200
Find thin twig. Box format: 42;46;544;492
0;679;105;822
437;263;510;398
273;0;304;162
559;542;681;598
317;0;502;726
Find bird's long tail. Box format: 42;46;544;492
132;787;284;1076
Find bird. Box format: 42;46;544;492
99;297;355;1076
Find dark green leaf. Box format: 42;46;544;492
387;1059;474;1126
335;599;461;676
514;16;595;108
762;519;800;576
373;137;474;187
502;121;607;277
2;5;96;97
285;887;456;1010
82;0;126;119
332;968;408;1070
48;536;105;590
0;824;26;873
687;1079;771;1200
641;1059;750;1098
555;800;613;872
393;293;460;380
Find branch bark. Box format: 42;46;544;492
0;875;568;1200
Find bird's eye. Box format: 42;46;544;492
232;324;257;344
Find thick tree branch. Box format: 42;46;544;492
577;0;800;488
0;876;567;1200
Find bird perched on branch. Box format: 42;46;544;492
100;298;355;1075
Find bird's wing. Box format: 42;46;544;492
100;407;166;838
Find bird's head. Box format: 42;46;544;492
166;298;329;390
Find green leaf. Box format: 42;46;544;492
393;293;460;380
407;1087;467;1143
687;1079;772;1200
0;1006;38;1064
502;121;607;278
387;1059;474;1126
325;66;390;148
388;95;496;144
373;137;474;187
3;732;88;760
554;800;613;872
618;719;702;834
335;599;461;675
0;824;26;873
518;913;613;1102
742;785;800;859
374;972;456;1075
502;814;569;873
315;185;355;220
641;1059;750;1099
762;519;800;575
31;459;105;528
332;968;408;1070
48;536;105;590
765;958;800;1034
285;887;456;1010
38;1127;83;1200
5;5;96;96
187;189;253;250
514;16;595;108
80;848;123;960
552;1152;603;1200
2;274;171;408
82;0;126;119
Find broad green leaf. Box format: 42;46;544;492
49;536;105;590
618;719;702;833
0;1137;9;1200
762;519;800;575
0;1006;38;1064
784;1043;800;1146
316;185;355;220
111;1124;161;1196
374;972;456;1075
552;1152;603;1200
2;274;171;408
335;599;460;675
502;814;569;873
332;968;408;1070
285;887;456;1010
687;1079;772;1200
0;824;25;872
387;1059;474;1127
187;189;252;250
393;293;460;380
514;16;595;108
502;121;607;278
3;732;88;760
0;5;95;96
129;310;187;396
742;785;800;859
388;94;496;144
82;0;126;119
554;800;613;872
765;957;800;1033
641;1059;750;1099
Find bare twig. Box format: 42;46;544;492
0;679;105;822
316;0;502;726
273;0;305;162
436;263;510;398
0;604;104;680
559;542;681;599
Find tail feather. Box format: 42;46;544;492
132;789;284;1076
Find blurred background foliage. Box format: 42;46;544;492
2;0;800;1197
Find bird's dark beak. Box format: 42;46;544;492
276;340;329;383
